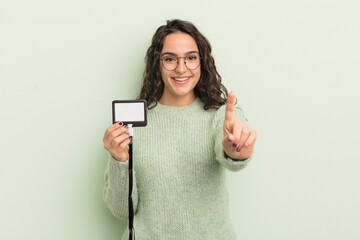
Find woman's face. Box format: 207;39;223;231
159;32;201;106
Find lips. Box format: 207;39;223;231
172;76;191;85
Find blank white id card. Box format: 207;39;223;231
112;100;147;127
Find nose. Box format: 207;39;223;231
175;57;187;74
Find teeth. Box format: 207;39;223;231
174;77;189;81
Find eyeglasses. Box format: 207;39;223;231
160;53;201;71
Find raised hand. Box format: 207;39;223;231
223;92;257;160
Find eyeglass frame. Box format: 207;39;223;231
160;52;202;71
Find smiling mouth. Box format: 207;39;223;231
172;77;190;83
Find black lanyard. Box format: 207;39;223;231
128;139;135;240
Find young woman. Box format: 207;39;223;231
103;19;257;239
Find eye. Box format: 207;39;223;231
163;56;176;62
187;55;198;61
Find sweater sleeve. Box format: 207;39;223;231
103;154;139;219
212;104;254;172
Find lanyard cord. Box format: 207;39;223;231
128;125;135;240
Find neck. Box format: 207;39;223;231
158;92;196;107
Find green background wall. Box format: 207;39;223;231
1;0;359;239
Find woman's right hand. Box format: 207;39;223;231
103;122;132;162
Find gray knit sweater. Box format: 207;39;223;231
103;98;253;240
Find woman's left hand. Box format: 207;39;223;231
222;92;257;160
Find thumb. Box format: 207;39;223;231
226;133;235;142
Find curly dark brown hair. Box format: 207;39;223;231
138;19;229;110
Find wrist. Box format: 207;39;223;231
111;155;128;163
223;150;247;161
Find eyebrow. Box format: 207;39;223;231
161;51;199;57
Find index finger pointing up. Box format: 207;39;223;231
225;91;235;122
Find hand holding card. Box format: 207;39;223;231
103;100;147;162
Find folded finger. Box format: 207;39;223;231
111;131;131;148
104;122;125;140
239;126;251;147
244;130;257;147
117;135;132;151
108;125;129;145
232;120;242;151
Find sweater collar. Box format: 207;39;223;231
151;97;204;114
